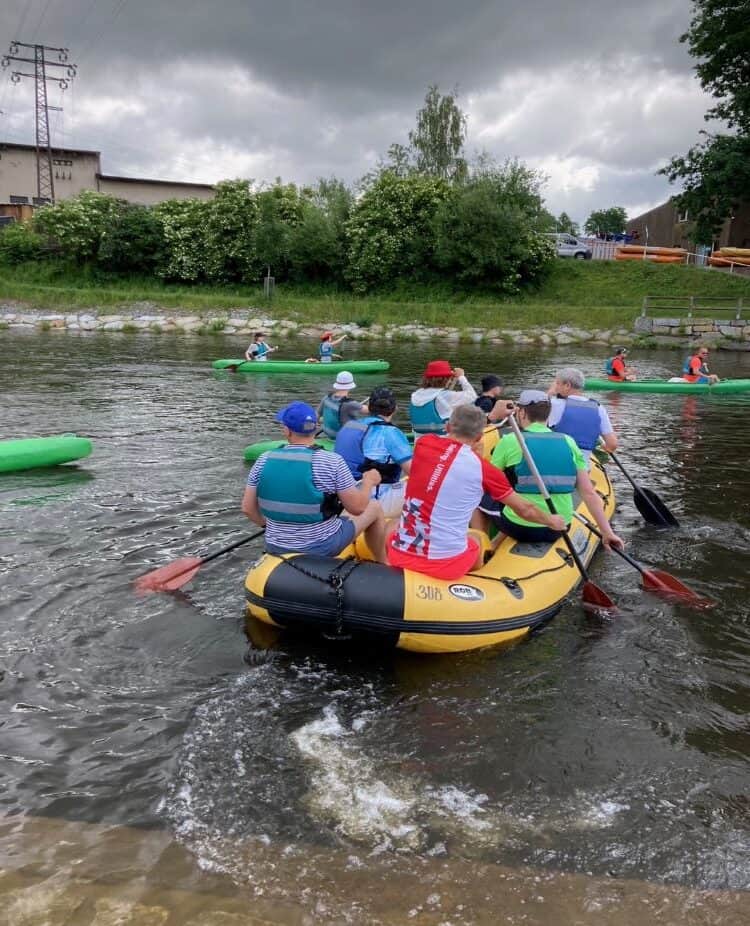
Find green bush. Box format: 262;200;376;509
0;222;45;264
34;191;123;264
98;204;166;274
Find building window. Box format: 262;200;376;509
32;196;51;206
677;209;689;223
9;194;29;204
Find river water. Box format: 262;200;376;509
1;330;749;925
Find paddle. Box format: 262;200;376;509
135;529;265;593
572;512;714;609
608;451;679;528
507;416;618;615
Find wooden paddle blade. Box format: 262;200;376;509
634;487;680;528
135;556;203;592
581;580;619;616
641;568;716;608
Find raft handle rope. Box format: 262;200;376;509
281;554;362;640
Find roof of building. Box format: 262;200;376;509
97;173;215;190
0;141;101;157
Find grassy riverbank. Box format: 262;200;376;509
2;260;749;330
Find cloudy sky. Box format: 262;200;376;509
0;0;709;223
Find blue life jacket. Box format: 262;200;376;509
255;341;270;359
551;396;601;451
409;396;447;435
512;431;578;495
319;341;334;362
682;356;692;374
334;417;399;482
683;355;708;375
320;393;353;438
604;357;615;375
257;446;338;524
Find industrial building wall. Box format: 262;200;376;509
96;176;215;204
0;146;101;204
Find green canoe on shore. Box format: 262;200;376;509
584;378;750;395
213;358;389;374
0;435;93;474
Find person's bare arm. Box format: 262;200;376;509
337;470;382;515
398;458;412;476
601;432;618;452
577;470;623;549
241;486;266;527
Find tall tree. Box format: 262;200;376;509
408;85;468;182
584;207;627;237
660;1;750;242
555;212;580;235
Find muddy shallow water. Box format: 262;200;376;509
1;331;749;924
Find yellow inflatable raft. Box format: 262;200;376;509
244;442;616;654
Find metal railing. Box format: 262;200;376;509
641;295;745;319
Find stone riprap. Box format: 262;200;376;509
1;305;747;349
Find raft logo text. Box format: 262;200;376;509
448;583;485;602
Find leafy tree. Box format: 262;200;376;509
555;211;580;235
345;171;450;292
431;165;555;292
660;1;750;242
153;199;208;282
584;207;627;237
0;221;45;264
288;178;353;283
34;191;123;264
254;182;304;280
203;179;259;283
98;204;166;274
408;84;468;182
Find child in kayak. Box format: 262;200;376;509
305;331;347;363
245;332;278;362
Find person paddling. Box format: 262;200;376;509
388;405;566;580
317;371;365;439
474;374;515;422
604;347;636;382
334;386;413;518
682;346;720;384
409;359;477;438
245;332;277;362
475;391;623;551
241;401;386;562
306;331;347;363
547;367;618;459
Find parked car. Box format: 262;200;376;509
545;233;592;260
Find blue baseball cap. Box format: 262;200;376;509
276;401;318;434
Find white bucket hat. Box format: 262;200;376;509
333;371;356;390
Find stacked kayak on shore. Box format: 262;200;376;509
709;247;750;268
0;435;93;474
615;245;687;264
585;378;750;395
213;358;389;374
244;452;615;654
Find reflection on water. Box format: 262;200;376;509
1;331;749;922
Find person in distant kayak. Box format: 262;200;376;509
474;374;515;422
409;359;477;437
242;401;386;562
604;347;636;382
388;404;566;580
547;367;618;459
476;391;623;550
317;371;365;439
245;332;277;362
335;386;413;518
682;346;720;384
305;331;347;363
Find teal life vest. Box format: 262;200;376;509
257;446;339;524
320;393;360;439
510;431;578;495
604;357;615;375
682;356;692;374
255;341;270;358
409;396;447;435
319;341;334;362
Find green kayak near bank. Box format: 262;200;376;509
584;378;750;395
213;358;389;374
0;435;93;474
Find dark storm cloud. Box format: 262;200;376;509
0;0;708;220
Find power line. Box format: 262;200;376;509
78;0;130;63
30;0;54;42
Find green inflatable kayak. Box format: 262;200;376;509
0;435;93;474
213;358;389;374
584;378;750;395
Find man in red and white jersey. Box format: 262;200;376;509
387;405;565;580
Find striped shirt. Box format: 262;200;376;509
247;447;355;550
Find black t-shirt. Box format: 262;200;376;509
475;394;498;415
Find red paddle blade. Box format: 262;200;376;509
582;580;619;616
135;556;203;593
641;568;716;609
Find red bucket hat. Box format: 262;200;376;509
424;359;453;378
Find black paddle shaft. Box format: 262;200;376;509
544;498;591;581
201;529;266;564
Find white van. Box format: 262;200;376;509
545;233;592;260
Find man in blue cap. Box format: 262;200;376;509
242;401;386;561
